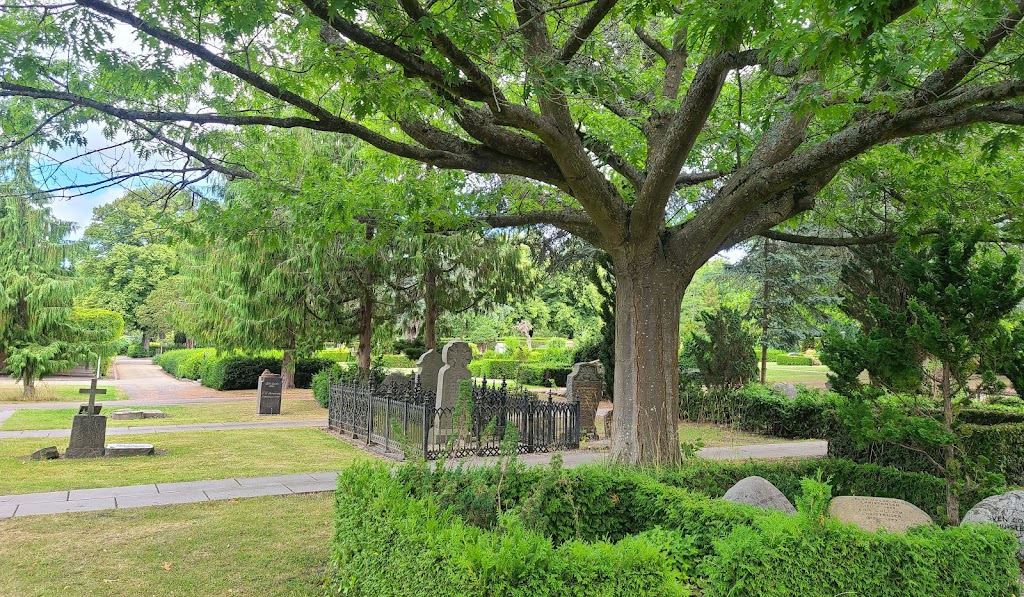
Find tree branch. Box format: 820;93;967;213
484;209;604;247
759;230;898;246
558;0;617;63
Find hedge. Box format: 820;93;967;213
776;354;814;366
379;354;416;368
467;359;572;386
318;349;352;363
154;351;331;390
330;462;1019;597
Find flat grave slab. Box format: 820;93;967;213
104;443;155;457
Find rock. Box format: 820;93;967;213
722;476;796;513
773;382;799;398
110;410;145;420
829;496;933;533
962;490;1024;559
104;443;156;457
30;446;59;460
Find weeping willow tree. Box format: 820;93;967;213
0;156;79;396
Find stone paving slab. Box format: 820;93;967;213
0;490;69;505
15;498;116;517
69;484;158;501
0;505;17;518
236;473;318;487
116;491;210;509
157;479;241;494
307;471;341;482
0;419;324;439
204;484;292;501
284;480;338;494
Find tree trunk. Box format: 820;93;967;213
610;255;690;465
141;333;150;351
358;286;373;382
424;264;438;351
760;343;768;385
22;376;35;398
941;360;960;524
281;350;296;390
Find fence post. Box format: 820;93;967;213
527;399;534;453
404;399;409;442
422;402;430;460
366;386;372;446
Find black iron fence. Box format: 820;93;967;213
327;379;580;459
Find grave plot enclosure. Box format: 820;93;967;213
327;380;580;459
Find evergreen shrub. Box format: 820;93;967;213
329;462;1018;596
775;354;814;365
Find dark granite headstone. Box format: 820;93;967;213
257;370;283;415
66;414;107;458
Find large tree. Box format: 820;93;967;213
4;1;1024;463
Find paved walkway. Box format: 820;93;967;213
0;472;339;518
0;419;324;439
0;440;828;519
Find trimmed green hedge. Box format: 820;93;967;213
379;354;416;368
330;462;1019;596
776;354;814;365
468;358;572;386
154;351;331;390
318;349;352;363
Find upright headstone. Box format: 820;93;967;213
436;341;473;410
773;382;799;399
416;349;444;396
566;360;604;438
829;496;933;533
963;490;1024;559
257;370;283;415
722;476;796;513
380;372;412;392
66;376;107;459
494;342;508;354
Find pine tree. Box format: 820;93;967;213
0;157;80;396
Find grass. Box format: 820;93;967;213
0;384;128;403
0;428;367;495
761;363;831;385
678;421;807;447
0;493;334;596
1;400;327;431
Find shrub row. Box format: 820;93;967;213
379;354;416;368
468;358;572;386
330;462;1018;596
775;354;814;366
153;350;331;390
317;349;352;363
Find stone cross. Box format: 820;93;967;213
566;360;604;438
416;349;444;398
79;378;107;415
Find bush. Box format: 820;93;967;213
393;338;427;361
379;354;416;369
295;357;333;388
330;462;1019;597
202;355;281;390
775;354;814;366
312;366;342;408
518;363;573;387
318;349;352;363
686;307;758;389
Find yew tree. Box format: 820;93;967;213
3;1;1024;463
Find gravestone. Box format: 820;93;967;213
432;341;473;444
380;372;412;392
435;342;473;410
963;490;1024;559
566;361;604;438
416;349;444;397
257;370;283;415
30;446;59;460
494;342;507;354
773;382;799;399
110;409;169;420
104;443;156;457
66;377;107;459
829;496;933;533
723;476;797;513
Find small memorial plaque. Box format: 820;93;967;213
829;496;933;533
257;370;283;415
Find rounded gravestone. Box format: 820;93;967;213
962;490;1024;560
773;382;799;399
722;476;796;513
829;496;933;533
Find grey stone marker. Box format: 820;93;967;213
566;361;604;438
110;410;145;420
773;382;799;399
963;490;1024;560
432;341;473;444
104;443;156;457
722;476;796;513
829;496;933;533
66;376;107;459
380;372;411;392
30;446;59;460
257;370;282;415
416;349;443;396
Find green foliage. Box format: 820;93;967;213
775;355;812;366
393;338;426;361
154;350;330;390
317;349;352;363
312;365;342;408
332;462;1018;596
378;354;416;369
685;308;758;389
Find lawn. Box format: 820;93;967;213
761;363;831;386
1;400;327;431
0;493;334;596
0;428;367;495
0;384;128;403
